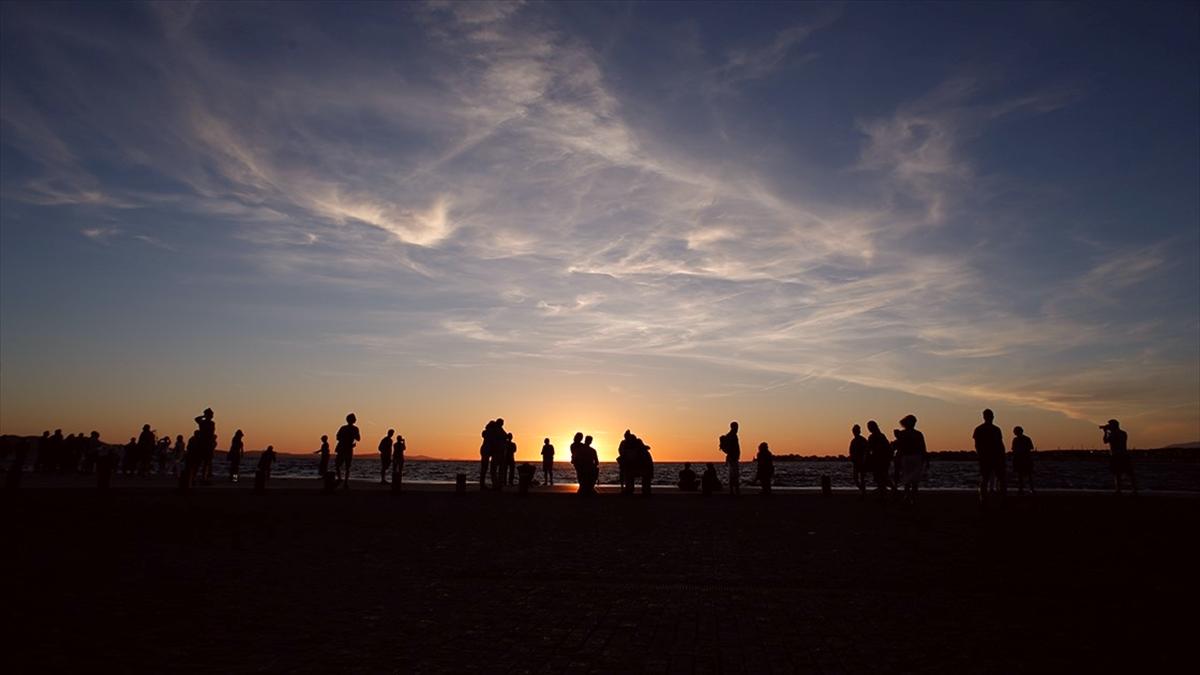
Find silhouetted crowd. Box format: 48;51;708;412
5;408;1141;498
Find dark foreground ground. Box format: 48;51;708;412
4;482;1198;673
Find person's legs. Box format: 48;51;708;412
996;455;1007;501
479;456;488;488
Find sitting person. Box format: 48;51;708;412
516;461;536;495
701;462;722;496
677;462;699;491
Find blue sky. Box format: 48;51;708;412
1;1;1197;455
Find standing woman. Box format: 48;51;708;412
755;442;775;495
228;430;245;483
895;415;928;505
582;435;600;494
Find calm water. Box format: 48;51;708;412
267;456;1200;492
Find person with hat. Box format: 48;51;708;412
1101;419;1137;495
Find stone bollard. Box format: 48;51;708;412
455;473;467;494
821;475;832;497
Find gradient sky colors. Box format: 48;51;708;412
2;2;1198;460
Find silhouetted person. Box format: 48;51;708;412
156;436;171;475
541;438;554;486
895;415;927;505
678;462;699;491
755;442;775;494
505;432;517;486
136;425;156;478
1102;419;1137;495
582;435;600;494
335;413;360;489
1011;426;1035;495
479;421;493;489
617;430;637;494
848;424;869;497
378;429;395;485
194;408;217;484
254;445;277;494
391;435;406;492
973;409;1006;507
179;431;201;491
228;429;245;483
701;462;721;496
569;432;587;493
720;421;741;495
483;418;508;490
315;435;331;477
517;461;535;495
634;432;653;495
172;435;184;477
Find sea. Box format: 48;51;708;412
267;456;1200;492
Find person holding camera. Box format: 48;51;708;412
1101;419;1137;495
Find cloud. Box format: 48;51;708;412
1;2;1193;444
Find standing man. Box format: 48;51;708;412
719;421;741;495
848;424;869;498
1102;419;1137;495
136;424;156;478
972;409;1006;507
378;429;395;485
335;413;360;489
541;438;554;486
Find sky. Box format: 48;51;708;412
1;1;1198;460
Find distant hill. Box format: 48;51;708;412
1163;441;1200;449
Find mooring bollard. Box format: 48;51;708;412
455;473;467;494
821;475;832;497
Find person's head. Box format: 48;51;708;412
496;417;504;426
234;429;243;437
982;408;994;422
42;430;49;437
758;441;769;452
543;437;550;445
573;432;583;442
624;429;632;439
901;414;917;430
852;424;861;436
730;421;739;432
346;413;356;423
1013;426;1024;436
203;408;214;419
584;435;593;445
90;431;99;439
176;434;183;442
867;420;880;434
507;432;513;440
55;429;62;435
321;434;328;442
1103;418;1121;430
266;445;274;452
142;424;151;432
129;437;136;443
